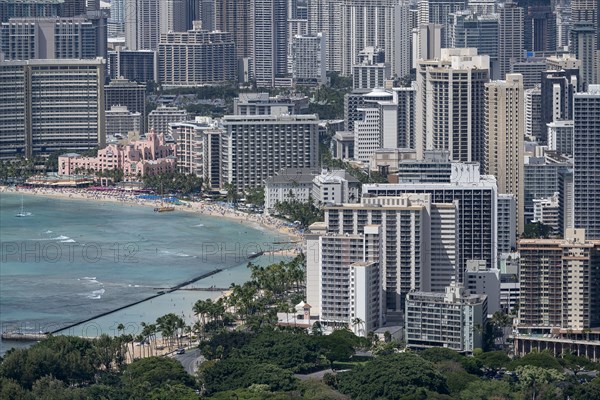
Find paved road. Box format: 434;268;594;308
173;348;204;375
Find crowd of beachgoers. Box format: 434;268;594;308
1;185;303;242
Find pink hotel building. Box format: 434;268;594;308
58;132;177;179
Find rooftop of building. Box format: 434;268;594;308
222;114;319;122
265;168;321;184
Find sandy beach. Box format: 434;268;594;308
1;185;303;243
2;185;303;357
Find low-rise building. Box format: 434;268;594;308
532;193;560;234
312;170;360;206
264;168;319;215
405;284;487;353
264;168;360;214
58;132;176;180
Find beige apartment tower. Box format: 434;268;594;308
485;73;525;233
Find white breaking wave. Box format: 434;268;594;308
160;250;191;257
61;239;76;243
87;288;105;299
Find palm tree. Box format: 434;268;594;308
352;317;365;337
491;311;512;347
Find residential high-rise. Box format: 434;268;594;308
305;224;382;335
306;0;342;73
158;26;236;86
215;0;254;63
0;58;105;160
104;77;146;134
449;11;499;77
376;85;417;151
498;1;524;79
107;48;157;83
573;86;600;239
518;229;600;330
339;0;398;77
352;89;393;162
124;0;160;50
417;0;466;49
393;1;412;79
540;69;580;142
405;285;487;353
484;74;525;233
570;22;598;88
1;1;62;23
393;86;417;149
292;33;326;86
1;17;104;60
221;114;320;191
510;58;546;89
497;194;517;253
253;0;288;87
105;105;142;138
523;5;556;52
147;106;190;136
412;23;442;69
570;0;598;50
170;118;223;187
547;120;574;156
524;155;572;224
108;0;124;37
363;165;498;278
159;0;189;35
352;47;390;92
324;194;459;311
524;86;542;139
416;48;490;164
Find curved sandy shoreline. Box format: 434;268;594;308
1;185;303;245
1;185;303;353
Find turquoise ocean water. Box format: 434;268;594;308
0;192;289;354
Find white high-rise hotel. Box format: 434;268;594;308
416;48;490;164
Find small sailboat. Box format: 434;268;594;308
154;183;175;213
16;195;32;217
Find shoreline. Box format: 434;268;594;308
1;186;303;243
1;186;303;351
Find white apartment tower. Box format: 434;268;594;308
159;0;188;35
412;23;442;69
484;73;525;234
292;33;326;85
416;48;490;164
325;194;459;311
307;0;342;73
305;224;383;334
339;0;401;77
417;0;466;49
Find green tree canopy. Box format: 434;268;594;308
334;353;449;399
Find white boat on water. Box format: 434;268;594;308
16;195;32;217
